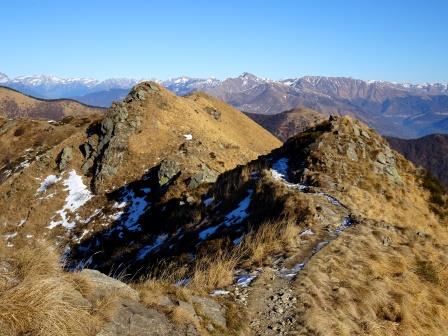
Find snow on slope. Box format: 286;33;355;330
48;170;93;229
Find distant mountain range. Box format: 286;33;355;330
1;71;448;138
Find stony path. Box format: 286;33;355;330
244;268;299;335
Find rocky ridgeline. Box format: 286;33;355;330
69;116;406;280
81;82;160;193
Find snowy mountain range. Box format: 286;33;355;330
2;71;447;102
1;71;448;138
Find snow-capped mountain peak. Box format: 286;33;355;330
0;72;10;84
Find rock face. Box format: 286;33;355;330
188;165;218;189
158;159;181;186
80;269;139;301
57;146;73;171
97;299;181;336
78;269;201;336
190;295;227;329
81;100;141;193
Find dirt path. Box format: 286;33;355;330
244;267;299;335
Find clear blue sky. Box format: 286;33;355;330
2;0;447;83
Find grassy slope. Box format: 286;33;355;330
0;86;104;120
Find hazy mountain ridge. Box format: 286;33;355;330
387;134;448;186
2;71;448;137
0;86;104;120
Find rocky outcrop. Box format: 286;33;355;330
80;269;139;301
80;82;166;193
158;159;181;186
204;106;221;121
81;102;140;193
188;165;218;189
97;299;183;336
374;147;402;183
57;146;73;171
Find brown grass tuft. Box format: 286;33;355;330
189;250;241;292
0;242;92;336
241;219;299;266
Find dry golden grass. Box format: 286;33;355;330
241;219;299;265
292;217;448;336
188;250;241;292
0;241;93;336
0;277;91;336
0;86;103;120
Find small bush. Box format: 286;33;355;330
13;127;25;137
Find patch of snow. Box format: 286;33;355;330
199;224;221;240
279;262;305;279
75;229;90;243
3;232;17;240
114;187;151;232
211;290;230;296
80;209;102;224
176;278;190;286
109;211;124;221
183;133;193;141
300;228;314;236
26;234;33;239
136;234;168;261
113;201;127;208
37;175;60;193
270;158;308;191
47;170;93;229
17;219;26;227
235;271;259;287
203;197;214;207
223;189;253;226
39;192;56;200
18;160;30;169
335;217;354;235
271;158;289;180
314;240;329;252
318;192;344;207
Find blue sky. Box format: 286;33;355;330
2;0;447;83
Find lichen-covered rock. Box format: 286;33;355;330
191;295;227;329
188;165;218;189
158;159;181;186
374;148;402;183
57;146;73;171
97;299;183;336
80;269;139;301
204;106;221;121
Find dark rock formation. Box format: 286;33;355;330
57;146;73;171
158;159;181;186
188;164;218;189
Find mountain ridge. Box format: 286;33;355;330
2;71;448;138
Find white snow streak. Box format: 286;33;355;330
48;170;92;229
